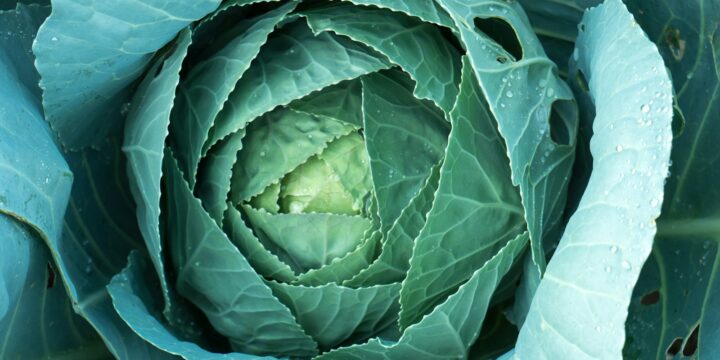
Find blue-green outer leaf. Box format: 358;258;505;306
514;0;674;358
0;3;71;251
0;214;108;359
621;0;720;358
33;0;221;149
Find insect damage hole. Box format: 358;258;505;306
640;289;661;305
548;99;575;146
666;337;683;357
682;324;699;356
474;17;524;62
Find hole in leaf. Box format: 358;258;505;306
579;23;585;32
682;324;699;356
496;55;508;64
575;70;589;92
664;27;686;61
46;262;55;288
640;289;661;305
666;337;683;357
474;17;523;61
548;99;575;146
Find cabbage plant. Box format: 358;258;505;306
0;0;717;359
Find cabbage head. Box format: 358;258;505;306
0;0;717;359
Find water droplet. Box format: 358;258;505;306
194;261;201;267
505;90;514;98
489;5;495;11
650;198;659;207
615;145;624;152
641;86;647;92
259;151;266;157
605;266;612;273
621;261;631;270
538;79;547;88
573;48;579;61
51;36;58;41
610;246;618;253
641;104;650;113
595;325;601;332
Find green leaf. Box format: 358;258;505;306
163;150;318;357
0;6;112;358
249;182;280;215
108;251;265;360
345;163;441;287
0;3;71;256
295;231;382;287
515;0;592;76
288;79;364;128
122;28;192;329
303;2;462;113
170;1;296;186
206;19;391;152
278;156;358;215
60;138;174;359
514;0;674;358
243;205;372;273
316;232;529;359
196;129;246;223
399;56;525;328
621;0;720;358
223;205;296;282
437;0;578;277
267;281;400;349
230;108;355;203
317;132;373;211
0;214;108;359
340;0;455;29
362;70;449;233
32;0;221;149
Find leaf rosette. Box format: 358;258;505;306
116;1;580;358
